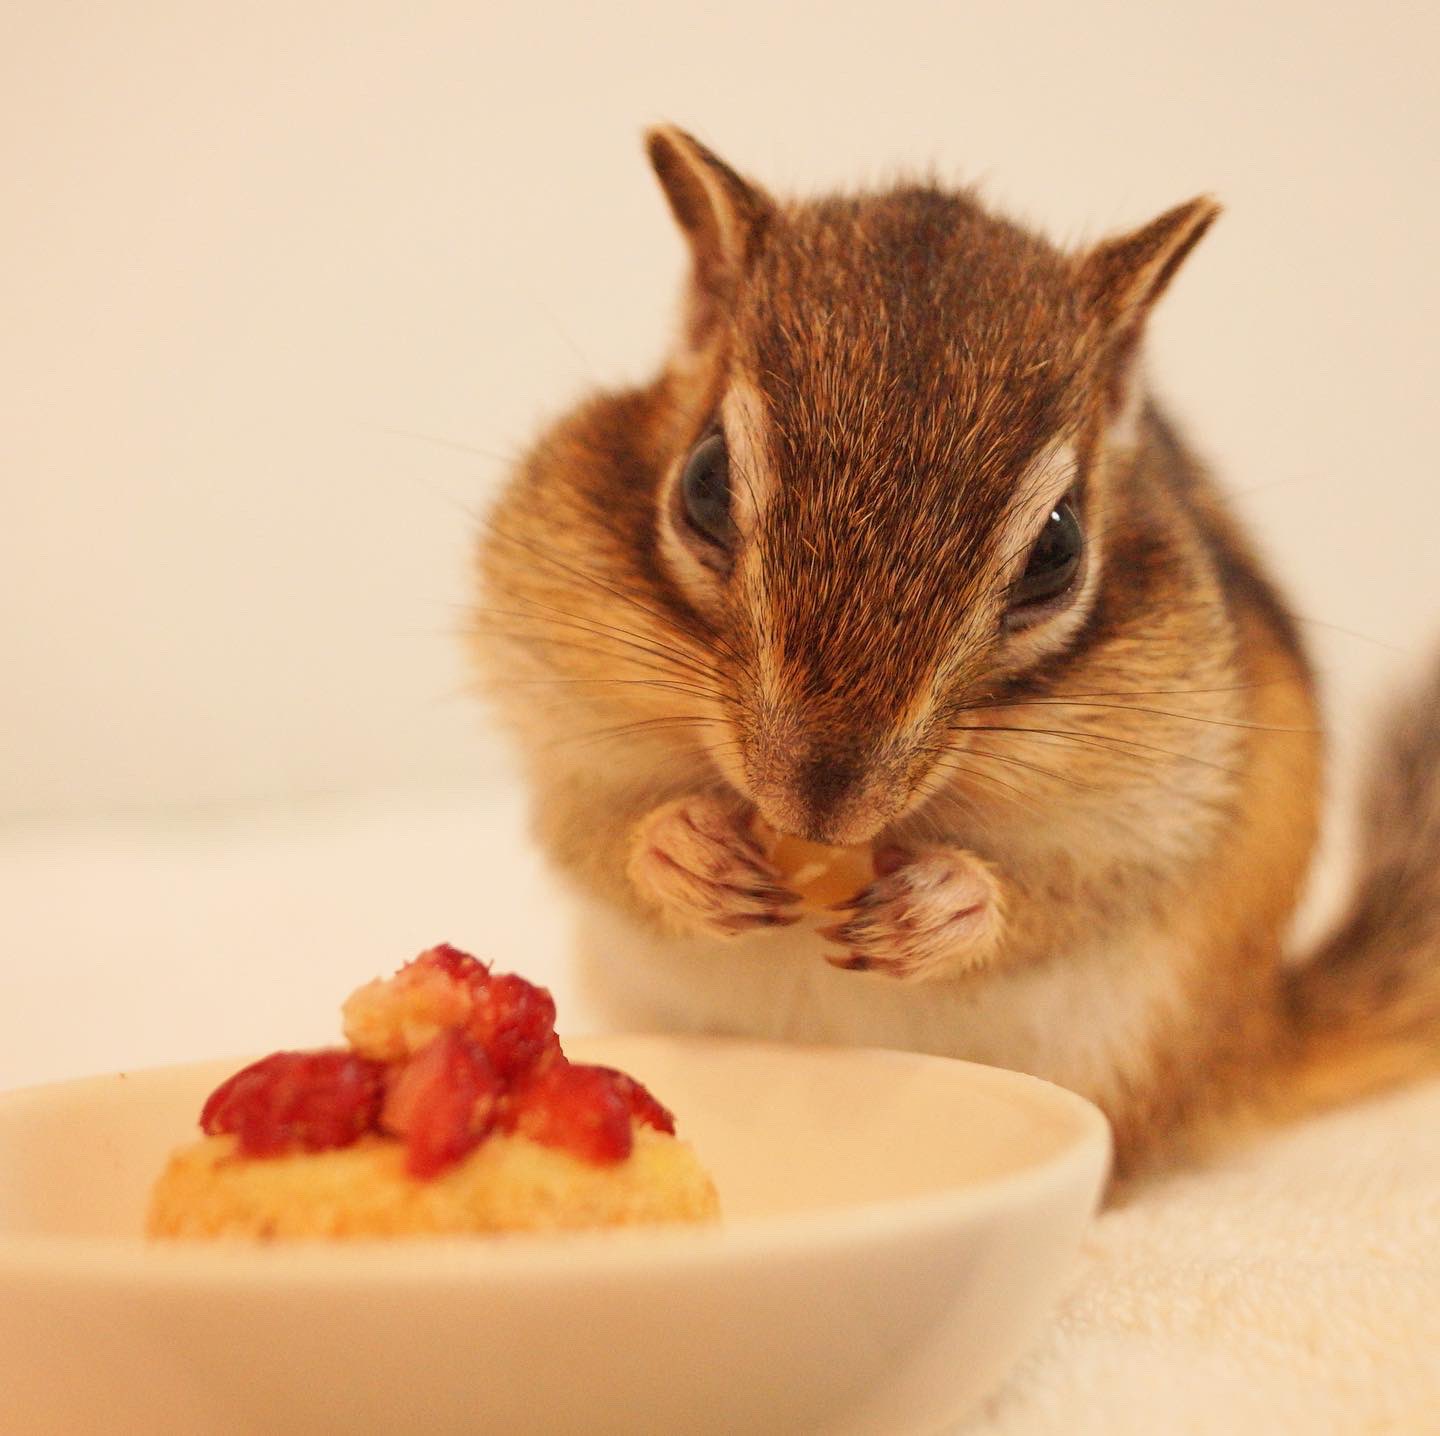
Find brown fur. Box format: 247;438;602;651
473;128;1439;1176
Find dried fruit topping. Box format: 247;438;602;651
589;1065;676;1135
382;1029;501;1179
505;1063;637;1164
341;944;485;1062
200;1050;385;1158
466;971;561;1080
414;943;491;986
199;945;680;1180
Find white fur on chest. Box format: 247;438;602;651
573;899;1186;1111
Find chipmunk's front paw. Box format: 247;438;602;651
819;846;1004;982
628;796;802;939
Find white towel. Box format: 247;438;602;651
967;1079;1440;1435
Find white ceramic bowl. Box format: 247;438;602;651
0;1037;1108;1436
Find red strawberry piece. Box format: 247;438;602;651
587;1065;676;1135
467;971;561;1080
200;1050;385;1157
507;1062;635;1164
409;943;490;986
382;1029;500;1179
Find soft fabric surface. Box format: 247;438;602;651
3;785;1435;1433
969;1079;1440;1434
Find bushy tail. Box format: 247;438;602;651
1277;652;1440;1114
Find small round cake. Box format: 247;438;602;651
148;1126;717;1239
147;946;719;1240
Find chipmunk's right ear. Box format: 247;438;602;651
645;126;774;349
1076;196;1220;420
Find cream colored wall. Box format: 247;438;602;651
2;1;1435;817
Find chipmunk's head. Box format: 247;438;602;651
640;127;1220;844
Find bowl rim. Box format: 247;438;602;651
0;1038;1112;1288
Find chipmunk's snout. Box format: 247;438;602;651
744;738;906;847
733;584;949;844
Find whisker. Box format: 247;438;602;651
937;746;1096;793
910;782;1004;838
475;598;722;684
970;679;1297;703
485;521;681;622
490;675;722;702
924;757;1031;804
359;422;521;468
465;627;712;687
550;715;720;754
949;723;1242;778
1287;613;1409;654
964;697;1317;734
484;520;754;677
495;594;724;682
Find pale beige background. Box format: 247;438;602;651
2;0;1436;822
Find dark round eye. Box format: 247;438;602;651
1008;496;1084;618
678;432;734;549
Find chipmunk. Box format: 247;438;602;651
473;127;1440;1173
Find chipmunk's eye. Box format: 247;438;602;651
1007;496;1084;621
678;431;734;550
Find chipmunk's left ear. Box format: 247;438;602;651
646;125;776;350
1077;197;1220;413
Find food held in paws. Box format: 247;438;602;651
751;816;875;909
147;945;719;1239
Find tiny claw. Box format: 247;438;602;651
716;911;801;934
815;922;851;944
742;884;802;906
825;952;872;972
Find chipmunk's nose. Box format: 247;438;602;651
760;743;894;845
742;725;907;845
799;752;863;839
